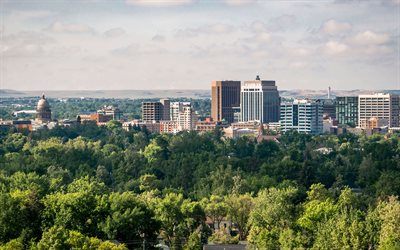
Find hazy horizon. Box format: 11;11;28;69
1;0;399;91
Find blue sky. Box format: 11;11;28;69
0;0;399;90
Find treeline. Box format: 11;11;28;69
0;97;211;120
0;122;399;249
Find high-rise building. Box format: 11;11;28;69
36;94;52;123
240;76;280;123
160;99;171;121
358;93;400;128
177;104;198;131
336;96;358;126
142;102;164;122
211;80;241;123
280;99;323;134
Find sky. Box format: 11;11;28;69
0;0;399;91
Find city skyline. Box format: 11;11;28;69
1;0;399;91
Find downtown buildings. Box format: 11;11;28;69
280;99;323;135
240;77;280;123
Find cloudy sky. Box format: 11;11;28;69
0;0;399;90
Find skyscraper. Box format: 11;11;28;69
358;93;399;128
336;96;358;126
211;80;241;123
280;99;323;134
240;76;280;123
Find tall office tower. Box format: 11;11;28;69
177;104;198;131
358;93;400;128
160;99;170;121
142;102;163;122
240;76;280;123
336;96;358;126
280;99;323;134
211;80;241;123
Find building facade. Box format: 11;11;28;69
280;99;323;134
211;80;241;123
142;102;164;122
358;93;400;128
36;94;52;123
97;106;123;121
336;96;358;127
240;76;280;123
177;105;198;131
160;99;171;121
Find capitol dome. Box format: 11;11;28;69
37;94;51;111
36;94;52;123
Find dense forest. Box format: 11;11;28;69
0;122;399;249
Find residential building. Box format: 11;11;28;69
280;99;323;134
170;102;191;122
358;93;400;128
160;120;178;134
336;96;358;127
177;105;198;131
240;76;280;123
211;80;241;123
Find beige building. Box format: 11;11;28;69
358;93;399;128
177;105;198;131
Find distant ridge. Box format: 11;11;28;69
1;89;399;99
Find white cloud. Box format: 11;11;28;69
104;28;126;38
223;0;257;6
6;10;56;22
322;19;352;34
47;22;95;34
152;34;166;42
348;31;389;46
125;0;192;6
176;23;236;38
324;41;348;55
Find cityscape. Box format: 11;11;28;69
0;0;400;250
2;76;399;138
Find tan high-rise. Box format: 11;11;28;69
211;80;241;123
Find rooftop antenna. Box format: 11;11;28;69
256;75;260;80
328;86;331;99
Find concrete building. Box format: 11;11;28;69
160;99;171;121
240;76;280;123
211;80;241;123
142;101;164;122
160;120;178;134
170;102;191;122
280;99;323;134
36;94;52;123
97;106;123;121
177;105;198;131
336;96;358;127
358;93;400;128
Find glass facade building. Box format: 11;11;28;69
336;96;358;127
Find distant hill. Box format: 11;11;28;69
1;89;399;99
